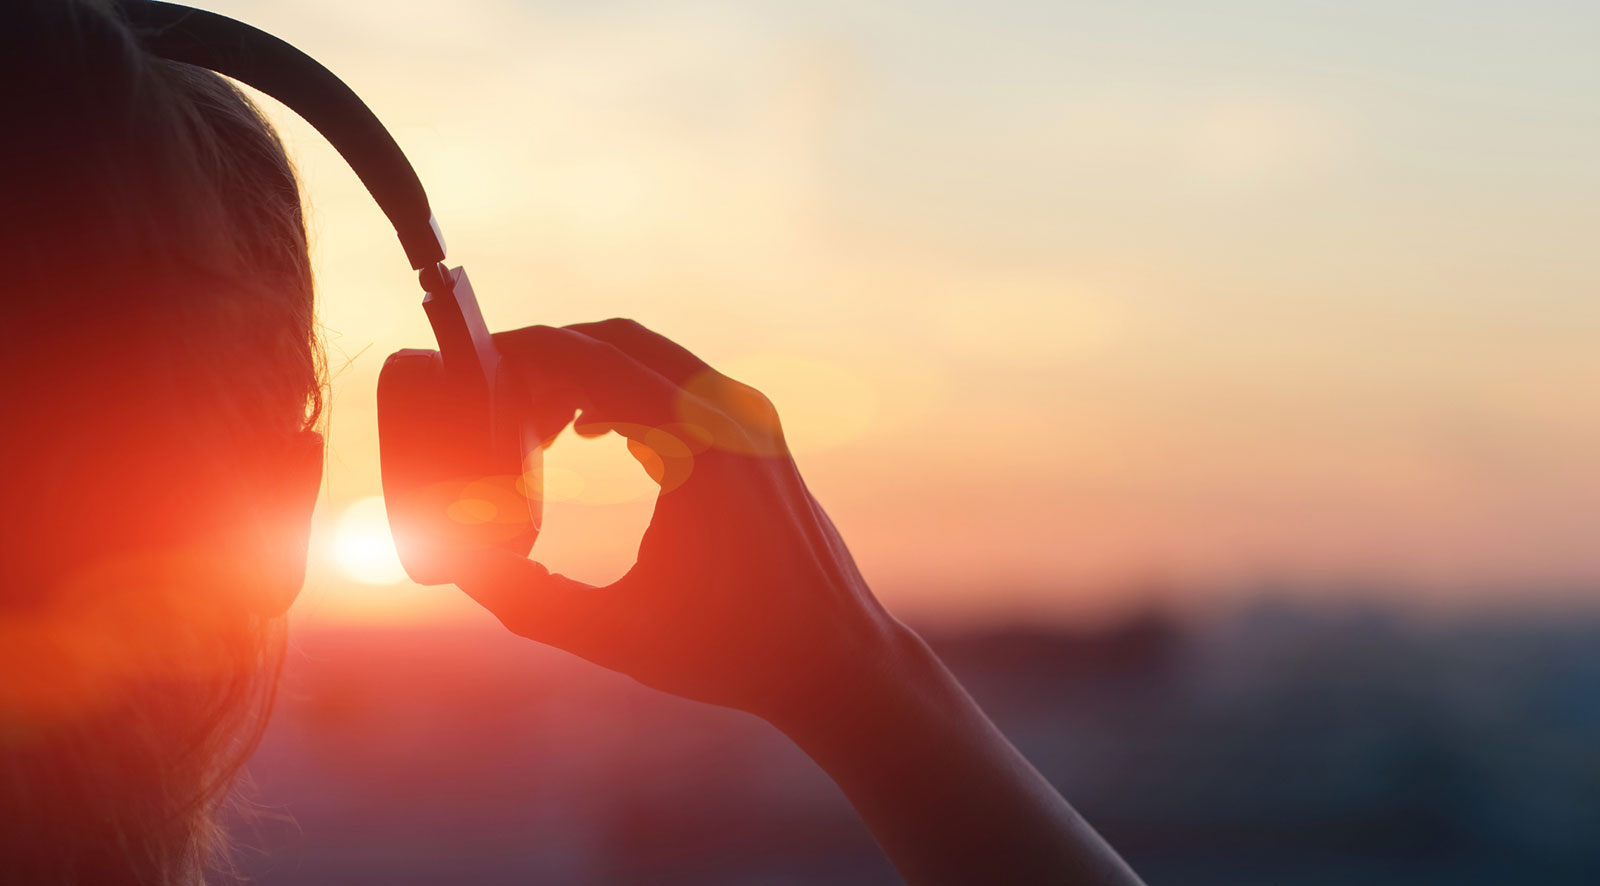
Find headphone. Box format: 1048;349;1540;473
122;0;542;586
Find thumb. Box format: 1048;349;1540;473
454;550;606;652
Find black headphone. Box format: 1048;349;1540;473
122;0;542;586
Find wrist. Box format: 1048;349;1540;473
762;617;951;756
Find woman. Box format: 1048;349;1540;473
1;2;1141;883
2;1;323;882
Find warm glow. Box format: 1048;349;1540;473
721;355;877;454
220;0;1600;623
333;496;408;585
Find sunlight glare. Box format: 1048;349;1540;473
334;496;409;585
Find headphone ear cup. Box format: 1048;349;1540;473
378;348;538;585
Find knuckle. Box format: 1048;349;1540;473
494;324;560;346
597;316;643;333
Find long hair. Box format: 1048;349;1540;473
0;1;322;881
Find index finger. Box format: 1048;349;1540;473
493;325;689;430
565;318;715;387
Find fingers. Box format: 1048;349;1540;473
453;550;607;651
493;325;686;429
566;318;715;386
560;320;784;455
495;321;754;457
520;385;582;447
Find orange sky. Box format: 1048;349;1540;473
201;0;1600;625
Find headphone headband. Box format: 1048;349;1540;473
118;0;542;590
120;0;447;270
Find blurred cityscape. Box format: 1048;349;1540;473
236;597;1600;885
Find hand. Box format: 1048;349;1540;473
458;319;913;725
460;320;1144;885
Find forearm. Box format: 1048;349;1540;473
476;322;1142;882
769;625;1143;886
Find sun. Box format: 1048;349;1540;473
333;496;409;585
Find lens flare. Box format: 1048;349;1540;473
714;357;877;455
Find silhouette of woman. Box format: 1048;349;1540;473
0;2;1141;883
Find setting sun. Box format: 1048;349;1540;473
11;1;1600;883
333;496;408;585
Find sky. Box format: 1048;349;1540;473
198;0;1600;625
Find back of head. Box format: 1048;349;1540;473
0;1;323;881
